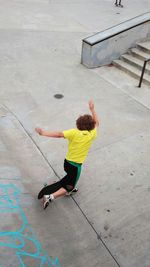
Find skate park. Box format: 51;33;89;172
0;0;150;266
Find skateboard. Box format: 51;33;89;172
38;181;62;199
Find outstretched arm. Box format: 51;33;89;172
89;100;99;127
35;128;64;138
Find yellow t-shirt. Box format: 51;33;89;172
63;128;97;164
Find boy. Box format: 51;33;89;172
35;100;99;209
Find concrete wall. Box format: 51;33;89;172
81;12;150;68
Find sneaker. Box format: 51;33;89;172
66;188;78;196
43;195;51;209
72;188;78;193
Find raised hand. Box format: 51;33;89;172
89;100;95;111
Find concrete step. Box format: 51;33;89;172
130;47;150;61
121;54;150;75
113;59;150;86
137;41;150;54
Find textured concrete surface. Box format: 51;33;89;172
0;0;150;267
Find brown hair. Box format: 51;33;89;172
76;114;95;131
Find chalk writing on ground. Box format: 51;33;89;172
0;183;61;267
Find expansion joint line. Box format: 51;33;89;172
3;105;60;179
71;196;121;267
4;105;121;267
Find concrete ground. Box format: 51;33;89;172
0;0;150;266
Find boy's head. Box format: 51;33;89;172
76;114;95;131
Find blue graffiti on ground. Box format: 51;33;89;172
0;183;61;267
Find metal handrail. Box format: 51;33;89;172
138;58;150;87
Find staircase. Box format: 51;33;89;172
113;40;150;86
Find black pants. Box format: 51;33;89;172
38;159;82;199
60;159;82;192
115;0;122;5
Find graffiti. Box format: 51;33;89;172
0;183;61;267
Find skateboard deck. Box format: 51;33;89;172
38;181;62;199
